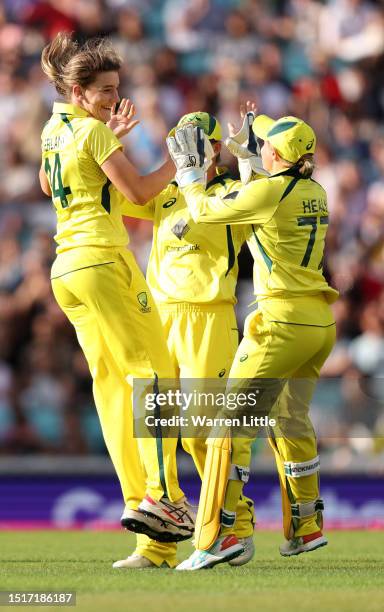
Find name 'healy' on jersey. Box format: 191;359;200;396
181;165;338;325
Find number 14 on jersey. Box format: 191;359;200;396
44;153;72;209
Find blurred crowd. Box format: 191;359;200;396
0;0;383;467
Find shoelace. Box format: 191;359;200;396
161;499;194;523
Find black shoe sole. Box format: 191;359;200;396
121;515;193;543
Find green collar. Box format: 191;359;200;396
52;102;90;117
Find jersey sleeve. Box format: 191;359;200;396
120;197;156;220
223;179;250;246
84;120;123;166
181;178;279;225
119;182;178;220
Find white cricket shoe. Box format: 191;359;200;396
113;554;160;569
176;535;244;571
228;536;255;566
122;497;195;543
279;530;328;557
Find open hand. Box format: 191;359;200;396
227;100;257;139
107;98;140;139
225;101;268;183
167;125;213;187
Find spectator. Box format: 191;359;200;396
0;0;383;464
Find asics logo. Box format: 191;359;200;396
163;198;177;208
161;500;194;525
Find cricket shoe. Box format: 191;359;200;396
228;536;255;566
122;497;195;543
279;530;328;557
176;535;244;570
112;554;168;569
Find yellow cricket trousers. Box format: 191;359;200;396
51;246;183;566
223;295;336;538
158;302;255;538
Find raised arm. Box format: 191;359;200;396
101;98;174;205
101;152;174;205
165;124;278;225
181;179;278;225
120;196;156;221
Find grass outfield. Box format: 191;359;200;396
1;530;383;612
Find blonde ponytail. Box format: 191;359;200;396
41;32;122;98
41;32;79;96
297;153;315;178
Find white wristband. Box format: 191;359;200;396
177;168;205;187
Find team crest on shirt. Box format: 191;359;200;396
137;292;151;313
171;218;190;240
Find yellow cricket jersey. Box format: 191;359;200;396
41;102;130;277
181;168;339;325
121;169;249;305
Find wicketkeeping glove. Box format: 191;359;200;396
225;112;269;184
166;125;214;187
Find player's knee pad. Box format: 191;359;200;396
284;456;320;478
220;463;250;528
284;457;323;536
291;498;324;522
194;434;231;550
229;463;250;484
269;433;323;538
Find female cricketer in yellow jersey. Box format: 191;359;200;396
167;115;339;570
116;112;256;568
38;32;195;569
